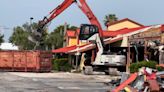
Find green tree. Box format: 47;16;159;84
104;14;118;27
9;23;38;50
9;26;30;50
46;24;77;50
9;23;77;50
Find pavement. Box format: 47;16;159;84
0;72;118;92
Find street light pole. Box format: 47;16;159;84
30;17;34;32
30;17;34;25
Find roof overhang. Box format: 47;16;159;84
52;45;77;54
52;25;163;54
68;37;123;54
52;45;86;54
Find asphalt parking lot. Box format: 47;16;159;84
0;72;118;92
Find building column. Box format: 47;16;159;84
75;45;81;70
91;50;95;62
144;39;148;61
126;38;131;73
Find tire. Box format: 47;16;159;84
83;66;93;75
105;71;109;75
108;68;119;76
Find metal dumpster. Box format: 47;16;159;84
0;50;52;72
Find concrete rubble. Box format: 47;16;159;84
107;67;164;92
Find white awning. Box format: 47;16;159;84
0;43;18;50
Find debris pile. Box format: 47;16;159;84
107;67;164;92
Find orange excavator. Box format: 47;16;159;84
30;0;126;75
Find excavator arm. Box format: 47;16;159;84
30;0;103;46
36;0;76;36
40;0;76;27
37;0;103;36
30;0;76;43
76;0;103;37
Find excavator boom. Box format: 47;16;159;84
30;0;76;43
31;0;103;47
40;0;103;36
43;0;76;25
39;0;76;29
76;0;103;37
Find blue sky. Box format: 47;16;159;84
0;0;164;42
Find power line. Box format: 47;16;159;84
0;26;12;30
0;26;12;35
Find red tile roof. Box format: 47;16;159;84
52;45;77;53
66;30;76;37
52;45;86;53
66;27;147;38
107;18;144;27
66;18;144;38
103;31;119;37
103;26;147;37
55;25;163;54
161;25;164;32
66;29;80;37
76;29;80;35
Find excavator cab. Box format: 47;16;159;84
79;24;99;40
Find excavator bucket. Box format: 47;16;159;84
79;24;99;40
28;30;42;43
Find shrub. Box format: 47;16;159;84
129;61;157;73
156;66;164;71
52;58;72;72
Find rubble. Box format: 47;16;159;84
107;67;164;92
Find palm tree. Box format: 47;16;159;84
104;14;118;27
9;27;29;50
9;23;39;50
46;24;78;50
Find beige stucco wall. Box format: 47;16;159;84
68;38;77;46
108;21;141;31
121;36;128;47
79;41;87;46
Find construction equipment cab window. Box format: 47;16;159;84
79;24;99;40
